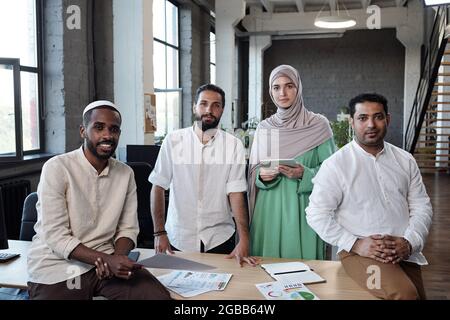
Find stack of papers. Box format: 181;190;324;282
256;280;319;300
261;261;326;285
157;270;233;298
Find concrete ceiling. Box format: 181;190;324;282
244;0;408;13
238;0;416;34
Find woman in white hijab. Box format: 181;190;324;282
249;65;336;259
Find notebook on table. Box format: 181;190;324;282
260;261;326;285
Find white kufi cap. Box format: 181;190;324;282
82;100;120;117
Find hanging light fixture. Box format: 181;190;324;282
314;0;356;29
424;0;450;6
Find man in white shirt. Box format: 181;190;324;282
27;101;171;300
306;93;433;300
150;84;257;266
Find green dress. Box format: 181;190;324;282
250;138;336;259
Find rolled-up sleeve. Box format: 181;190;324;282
226;139;247;194
305;161;358;253
403;158;433;254
149;136;173;190
38;160;82;260
114;170;139;247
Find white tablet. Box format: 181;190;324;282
260;158;299;168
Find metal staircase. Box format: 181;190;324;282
405;6;450;173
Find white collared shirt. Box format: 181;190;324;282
306;140;433;265
149;126;247;252
28;147;139;284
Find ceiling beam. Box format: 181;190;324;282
361;0;371;9
260;0;273;13
295;0;304;13
396;0;408;7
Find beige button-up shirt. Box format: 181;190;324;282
306;140;433;265
149;126;247;252
28;147;139;284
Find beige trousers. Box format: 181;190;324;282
339;251;426;300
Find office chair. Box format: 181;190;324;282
125;162;154;248
126;145;160;169
0;187;8;249
19;192;38;241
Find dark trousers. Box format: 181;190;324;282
172;233;236;254
28;268;172;300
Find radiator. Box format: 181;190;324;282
0;180;31;240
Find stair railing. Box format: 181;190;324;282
405;5;449;153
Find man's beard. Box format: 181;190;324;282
195;114;220;132
86;138;117;160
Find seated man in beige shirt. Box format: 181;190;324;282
27;101;171;300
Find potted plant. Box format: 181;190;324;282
330;106;352;148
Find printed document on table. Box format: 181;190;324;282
161;270;232;291
157;273;212;298
256;280;320;300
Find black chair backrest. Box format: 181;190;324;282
126;162;154;248
0;187;9;249
126;145;160;169
20;192;38;241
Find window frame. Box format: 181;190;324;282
0;0;45;161
153;0;182;137
209;27;216;84
0;58;23;161
28;0;45;156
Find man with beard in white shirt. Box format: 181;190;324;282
150;84;257;267
306;93;433;300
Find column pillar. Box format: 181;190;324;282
248;35;272;121
113;0;154;155
396;0;423;147
215;0;246;129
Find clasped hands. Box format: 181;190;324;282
259;164;304;182
94;254;142;281
351;234;412;264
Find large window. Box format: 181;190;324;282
153;0;181;138
0;0;43;160
210;31;216;84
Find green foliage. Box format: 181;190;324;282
330;120;352;148
154;134;166;146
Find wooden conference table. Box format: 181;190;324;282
0;240;376;300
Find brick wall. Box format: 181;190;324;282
44;0;114;153
180;2;212;128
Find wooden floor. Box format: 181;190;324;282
421;173;450;300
